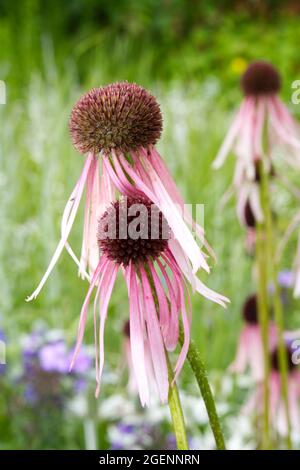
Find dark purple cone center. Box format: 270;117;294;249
241;61;281;96
271;344;296;372
243;294;259;324
69;82;163;154
98;196;169;267
244;201;256;229
123;320;130;338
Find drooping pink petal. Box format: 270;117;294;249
118;153;209;274
294;232;300;298
242;386;262;416
93;280;101;393
268;97;300;151
236;184;251;227
132;150;155;190
212;101;245;169
60;178;91;281
26;152;94;301
247;325;264;382
140;147;216;261
235;97;256;180
273;96;300;137
147;262;170;344
139;265;169;403
269;372;281;426
102;154;131;196
69;256;107;371
95;260;118;397
168;240;229;307
87;157;103;275
286;374;300;434
228;326;250;375
163;252;190;382
156;258;180;351
78;154;97;277
125;263;150;406
249;184;264;222
253;97;266;157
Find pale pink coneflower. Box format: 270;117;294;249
69;195;228;405
244;342;300;436
214;61;300;224
27;82;217;302
229;294;277;382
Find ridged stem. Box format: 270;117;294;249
166;353;189;450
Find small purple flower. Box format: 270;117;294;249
38;340;69;374
118;423;135;435
68;348;92;374
278;270;295;289
20;328;93;405
0;329;6;375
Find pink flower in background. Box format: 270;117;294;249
229;294;277;382
70;195;228;405
213;61;300;223
38;340;70;374
27;82;217;302
244;342;300;436
238;199;257;255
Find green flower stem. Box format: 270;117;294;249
258;160;292;449
179;326;226;450
85;386;98;450
166;353;189;450
256;220;271;449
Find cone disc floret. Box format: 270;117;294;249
271;344;295;372
98;196;169;266
243;294;258;324
241;61;281;96
69;82;163;154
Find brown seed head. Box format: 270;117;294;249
69;82;163;154
98;196;169;267
243;294;258;325
271;343;296;372
241;61;281;96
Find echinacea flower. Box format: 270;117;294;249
229;294;277;382
213;61;300;221
27;82;213;302
70;195;228;405
21;329;92;404
244;342;300;436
